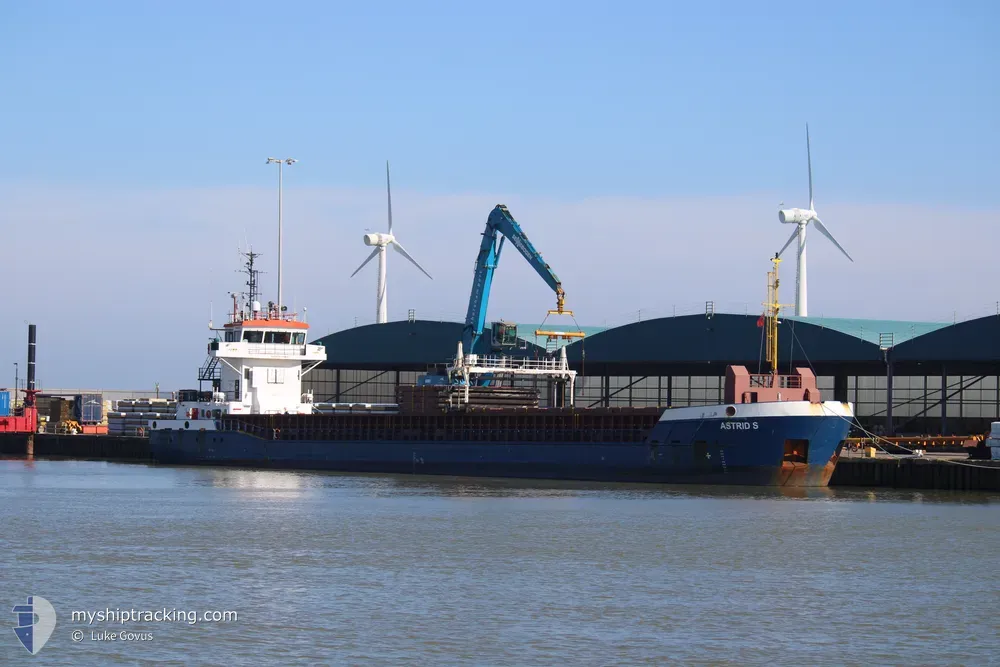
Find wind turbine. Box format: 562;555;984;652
777;124;853;317
350;161;432;324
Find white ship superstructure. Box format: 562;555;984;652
150;250;326;433
205;311;325;414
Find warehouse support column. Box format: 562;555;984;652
335;369;341;403
923;375;928;432
834;374;848;403
666;375;673;407
940;367;947;435
885;354;894;437
959;375;964;421
602;375;610;408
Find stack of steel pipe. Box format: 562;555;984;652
396;385;539;414
107;398;176;436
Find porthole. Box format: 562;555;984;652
184;421;190;429
725;406;737;418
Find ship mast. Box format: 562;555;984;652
763;254;789;379
238;249;263;320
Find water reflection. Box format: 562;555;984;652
188;467;842;501
164;465;1000;505
2;460;997;504
363;474;843;501
205;469;309;490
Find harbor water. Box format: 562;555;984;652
1;461;997;665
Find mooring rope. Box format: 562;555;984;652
782;324;997;471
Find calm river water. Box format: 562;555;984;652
1;460;997;666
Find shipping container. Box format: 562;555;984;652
49;398;74;423
0;390;10;417
74;393;104;423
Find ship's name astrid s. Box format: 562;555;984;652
719;421;759;430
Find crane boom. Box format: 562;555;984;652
463;205;565;352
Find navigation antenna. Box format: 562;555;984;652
238;248;264;320
763;254;791;377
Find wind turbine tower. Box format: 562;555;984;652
777;124;854;317
350;162;432;324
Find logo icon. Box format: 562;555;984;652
12;596;57;655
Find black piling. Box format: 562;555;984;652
27;323;36;391
25;324;36;458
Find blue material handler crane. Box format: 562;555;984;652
462;205;567;353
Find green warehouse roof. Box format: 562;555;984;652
311;314;1000;376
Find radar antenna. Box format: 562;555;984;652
237;248;264;320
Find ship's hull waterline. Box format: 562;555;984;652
150;402;853;487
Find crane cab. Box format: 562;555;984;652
490;320;520;350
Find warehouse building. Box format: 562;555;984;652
305;313;1000;436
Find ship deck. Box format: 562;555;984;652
221;407;664;443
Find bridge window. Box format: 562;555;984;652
293;332;306;345
264;331;291;344
243;330;264;343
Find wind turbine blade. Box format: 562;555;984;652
350;247;380;278
812;216;854;262
777;227;798;257
386;160;393;234
806;123;814;210
391;240;432;280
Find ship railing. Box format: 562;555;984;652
228;311;303;324
778;374;803;389
460;355;570;372
198;357;221;382
244;343;310;357
748;374;803;389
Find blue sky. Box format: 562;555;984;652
1;1;997;389
4;1;996;200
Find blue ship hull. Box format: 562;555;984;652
150;407;852;487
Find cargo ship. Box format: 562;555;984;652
149;235;854;486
